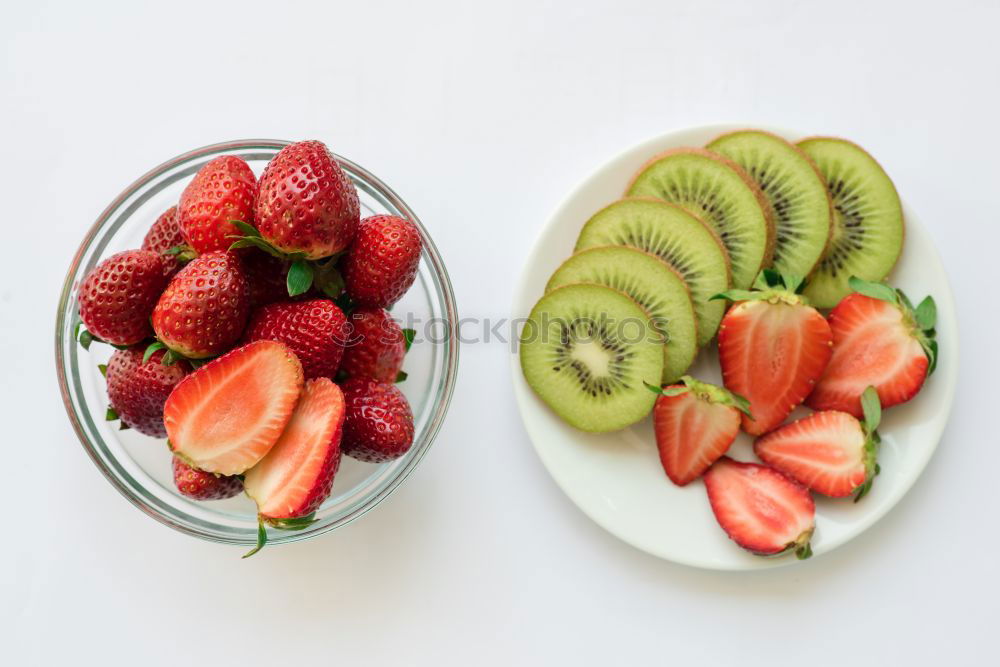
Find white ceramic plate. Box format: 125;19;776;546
510;124;959;570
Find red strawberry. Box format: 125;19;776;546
165;340;304;475
756;387;882;499
341;378;414;463
342;214;422;308
807;279;937;417
152;251;250;359
651;376;750;486
141;205;187;278
243;299;348;379
78;249;172;346
241;250;293;308
255;140;360;259
339;308;407;383
104;347;190;437
716;271;833;435
704;457;815;559
243;377;345;555
178;156;257;254
172;456;243;500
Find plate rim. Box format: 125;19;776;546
509;123;960;570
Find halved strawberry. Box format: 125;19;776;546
755;387;882;500
704;457;815;559
243;377;345;557
807;278;937;417
164;340;304;475
650;376;750;486
716;270;833;435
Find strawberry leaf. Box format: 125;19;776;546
78;327;96;350
395;370;408;383
287;259;314;297
229;220;261;238
143;341;166;364
783;273;805;295
848;277;898;305
915;296;937;331
313;260;344;298
924;339;939;376
402;328;416;351
243;521;268;559
729;392;754;419
98;363;107;377
795;540;813;560
643;381;689;397
710;289;757;302
266;513;317;531
105;407;118;421
861;386;881;435
162;350;179;366
119;421;131;431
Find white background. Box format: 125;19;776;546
2;1;998;664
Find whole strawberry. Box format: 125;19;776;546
255;140;359;259
142;206;188;279
342;214;422;308
243;299;348;379
105;347;191;437
178;156;257;254
341;378;415;463
78;249;172;346
339;308;407;382
152;251;250;358
172;457;243;500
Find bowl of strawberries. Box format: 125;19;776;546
56;139;458;555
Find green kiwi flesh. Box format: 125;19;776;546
797;137;904;308
575;198;729;346
545;246;698;384
707;130;833;279
519;283;664;432
626;148;773;290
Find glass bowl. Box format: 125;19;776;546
55;139;459;549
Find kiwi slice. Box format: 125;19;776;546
707;130;833;279
545;246;698;384
797;137;904;308
520;283;663;432
626;148;774;290
575;198;729;346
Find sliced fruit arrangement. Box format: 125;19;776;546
626;148;775;290
716;270;833;436
576;198;729;347
650;376;751;486
75;139;427;556
756;387;882;500
704;457;815;559
807;278;937;416
519;283;665;432
707;130;832;279
545;246;697;384
796;138;904;308
519;127;938;562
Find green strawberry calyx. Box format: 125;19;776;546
854;385;882;503
644;375;754;419
711;269;812;307
227;220;344;298
848;276;938;376
242;513;318;559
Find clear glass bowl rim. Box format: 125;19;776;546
54;139;459;546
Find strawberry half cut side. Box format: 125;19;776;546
648;376;751;486
704;456;816;559
756;387;882;500
243;377;345;557
164;340;304;475
714;270;834;436
806;277;937;418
